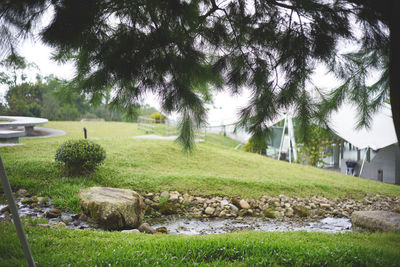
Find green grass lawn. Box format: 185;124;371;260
1;121;399;212
1;121;400;266
0;223;399;266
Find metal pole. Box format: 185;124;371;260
278;115;287;160
0;155;35;267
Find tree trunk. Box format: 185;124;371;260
389;1;400;144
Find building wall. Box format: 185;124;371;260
340;144;399;184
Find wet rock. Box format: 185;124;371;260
61;214;73;224
79;212;88;221
138;223;156;234
1;205;10;213
155;227;168;234
78;187;145;230
159;203;178;215
351;211;400;232
37;197;46;204
205;207;215;215
21;197;36;205
121;229;140;233
45;208;61;218
33;207;43;213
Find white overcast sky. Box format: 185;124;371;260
0;35;343;126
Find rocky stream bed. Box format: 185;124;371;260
1;188;399;235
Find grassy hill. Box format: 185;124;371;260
1;121;400;266
1;121;399;212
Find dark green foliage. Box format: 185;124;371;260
0;0;398;150
55;139;106;175
244;135;268;154
5;82;44;117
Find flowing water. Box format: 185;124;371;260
1;200;352;234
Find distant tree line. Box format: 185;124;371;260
0;55;158;121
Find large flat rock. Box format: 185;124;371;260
351;211;400;232
78;187;145;230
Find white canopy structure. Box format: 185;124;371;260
328;103;398;150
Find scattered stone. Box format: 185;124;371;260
21;198;36;205
121;229;140;233
78;187;145;230
45;208;61;218
351;211;400;232
159;203;177;215
239;199;250;209
160;191;170;199
231;197;241;209
1;205;10;213
155;227;168;234
220;200;229;207
293;206;310;218
320;203;331;209
16;189;28;197
205;207;215;215
61;214;73;224
229;204;239;212
169;193;179;203
37;197;46;204
79;212;88;221
138;223;156;234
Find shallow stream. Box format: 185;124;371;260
1;200;352;235
150;216;352;235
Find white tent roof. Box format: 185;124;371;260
328;103;398;150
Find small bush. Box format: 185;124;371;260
150;112;165;123
55;139;106;175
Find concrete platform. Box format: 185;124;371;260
0;116;48;136
351;211;400;232
0;130;25;143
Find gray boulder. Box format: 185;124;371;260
351;211;400;232
78;187;145;230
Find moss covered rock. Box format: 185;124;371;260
293;206;310;218
78;187;145;230
158;203;177;215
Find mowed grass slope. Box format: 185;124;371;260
1;121;399;212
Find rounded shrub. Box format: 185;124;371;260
55;139;106;175
150;112;165;123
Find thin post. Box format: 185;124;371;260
278;115;287;160
0;155;35;267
